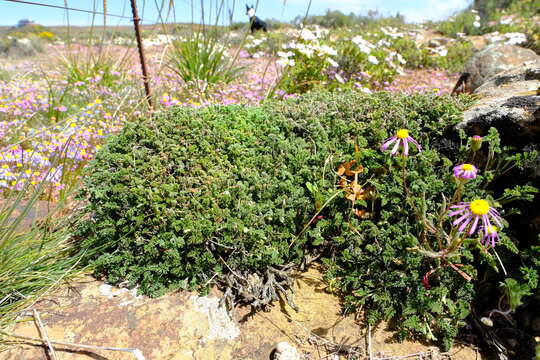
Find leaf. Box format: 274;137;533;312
501;278;531;311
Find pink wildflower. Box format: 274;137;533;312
449;199;503;235
453;163;478;180
480;225;500;247
380;129;421;156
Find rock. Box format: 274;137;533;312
454;63;540;247
0;268;479;360
191;295;240;341
0;38;36;58
532;317;540;332
427;37;453;48
460;44;540;93
273;342;300;360
466;35;489;51
456;64;540;145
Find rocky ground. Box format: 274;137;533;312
0;267;478;360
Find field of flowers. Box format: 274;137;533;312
0;23;467;196
1;1;539;357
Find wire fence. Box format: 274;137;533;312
1;0;174;109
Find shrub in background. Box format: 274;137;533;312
335;33;401;88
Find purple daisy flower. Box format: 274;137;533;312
453;163;478;180
480;225;500;247
380;129;422;156
449;199;503;235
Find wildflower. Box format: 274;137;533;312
276;58;295;67
327;58;339;67
453;163;478;180
299;29;317;41
380;129;422;156
480;225;500;247
449;199;503;235
277;51;294;58
318;45;337;56
367;55;379;65
351;35;373;54
471;135;482;151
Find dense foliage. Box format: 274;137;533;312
77;91;537;350
293;9;406;29
435;0;540;53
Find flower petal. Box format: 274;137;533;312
381;137;396;151
469;215;480;234
390;139;400;155
403;139;409;156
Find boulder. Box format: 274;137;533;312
455;64;540;145
273;342;300;360
455;63;540;244
427;37;452;48
1;38;36;58
466;35;489;51
460;44;540;93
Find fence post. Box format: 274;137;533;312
129;0;154;110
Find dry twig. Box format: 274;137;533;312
2;332;146;360
32;309;58;360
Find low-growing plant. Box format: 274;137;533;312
434;40;475;72
322;126;537;350
76;91;537;351
0;37;41;58
274;26;395;94
273;30;333;93
436;9;484;37
336;33;403;88
59;50;127;90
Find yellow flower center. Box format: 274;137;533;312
486;225;497;234
462;164;474;171
396;129;409;139
469;199;490;216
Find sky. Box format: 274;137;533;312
0;0;473;27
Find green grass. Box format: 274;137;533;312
0;162;88;349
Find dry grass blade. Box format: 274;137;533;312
33;309;58;360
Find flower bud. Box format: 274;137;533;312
480;317;493;327
471;135;482;152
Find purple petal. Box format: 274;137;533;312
390;140;400;155
489;210;503;227
449;208;467;217
403;139;409;156
381;137;397;151
483;214;491;229
469;216;480;234
453;212;469;226
458;215;472;232
408;137;422;151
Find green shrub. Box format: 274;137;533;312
435;40;475;72
436;10;484;37
335;35;400;87
77;91;536;349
